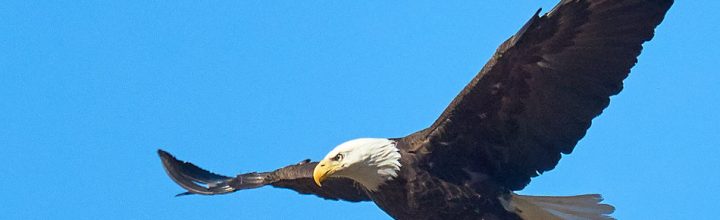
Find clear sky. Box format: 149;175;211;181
1;1;717;219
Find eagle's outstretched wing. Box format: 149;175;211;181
158;150;370;202
411;0;673;190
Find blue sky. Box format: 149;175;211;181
1;1;717;219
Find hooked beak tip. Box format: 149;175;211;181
313;161;332;187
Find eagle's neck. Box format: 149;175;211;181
338;139;401;191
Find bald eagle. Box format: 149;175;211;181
158;0;673;219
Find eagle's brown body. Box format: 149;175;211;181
368;137;521;220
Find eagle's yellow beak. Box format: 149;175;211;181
313;160;337;187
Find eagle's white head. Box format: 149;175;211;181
313;138;401;191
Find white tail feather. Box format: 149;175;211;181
500;193;615;220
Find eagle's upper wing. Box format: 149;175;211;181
410;0;673;190
158;150;370;202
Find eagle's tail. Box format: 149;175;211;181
500;193;615;220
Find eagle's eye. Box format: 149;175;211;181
331;153;344;161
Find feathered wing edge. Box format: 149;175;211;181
157;149;371;201
157;149;267;196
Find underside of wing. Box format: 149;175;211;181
412;0;673;190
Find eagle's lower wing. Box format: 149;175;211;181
158;150;370;202
412;0;673;190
